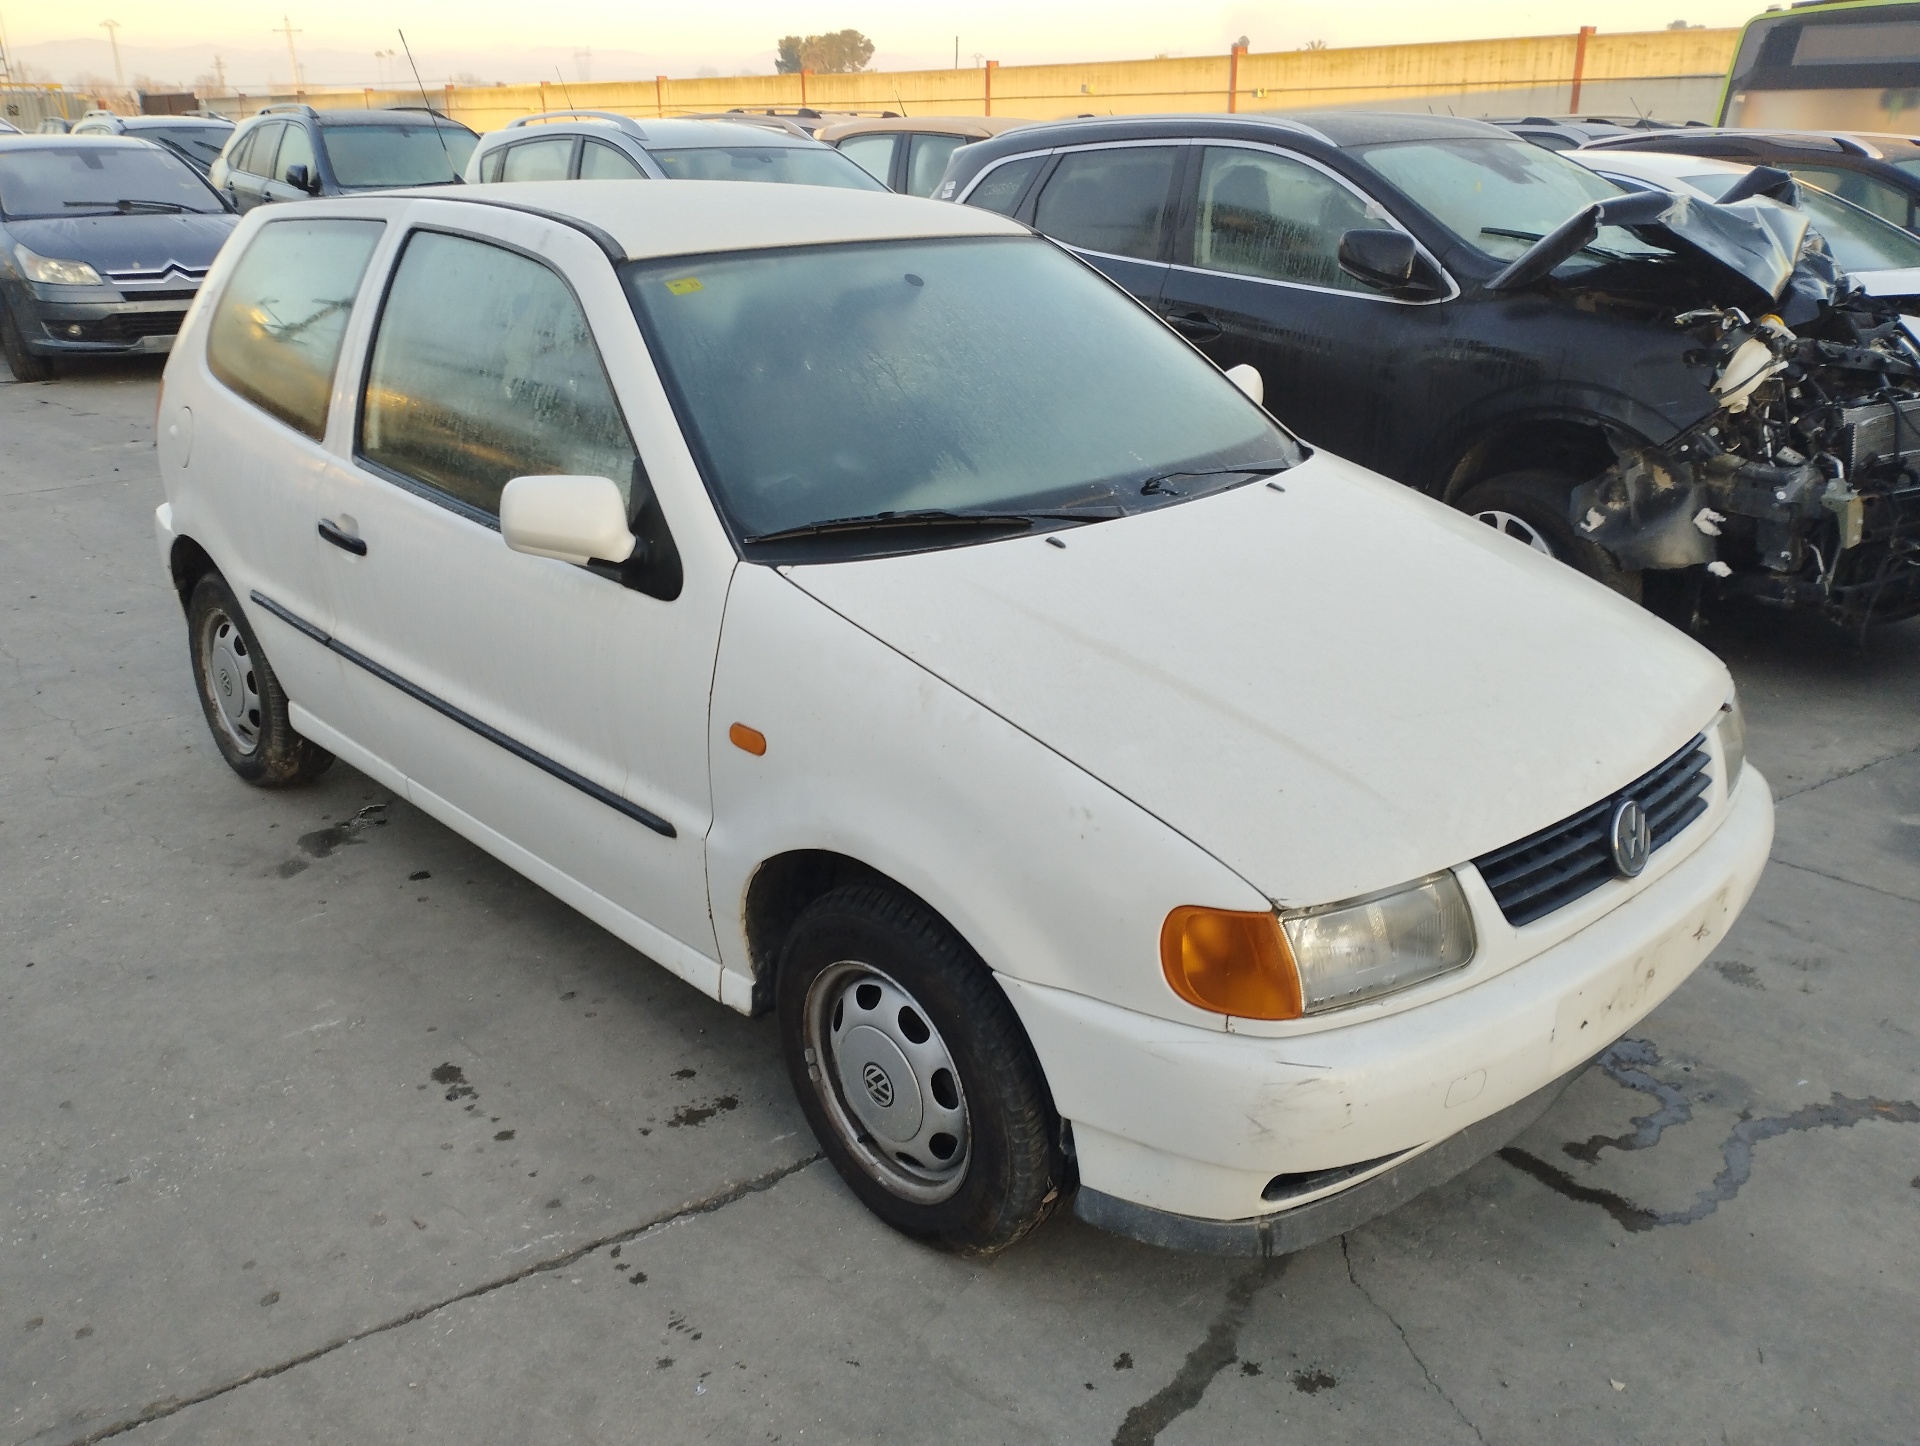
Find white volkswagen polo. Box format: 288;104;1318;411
154;181;1772;1256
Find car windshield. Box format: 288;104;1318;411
139;125;231;168
648;145;886;189
623;235;1297;554
1680;169;1920;272
1356;136;1672;272
0;144;224;218
320;123;476;187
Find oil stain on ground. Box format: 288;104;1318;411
430;1063;477;1102
667;1096;738;1128
298;802;389;859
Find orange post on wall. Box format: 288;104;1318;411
985;58;998;115
1228;43;1246;113
1569;25;1596;113
800;67;811;106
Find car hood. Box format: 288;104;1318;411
6;212;234;277
1488;188;1837;321
785;452;1729;907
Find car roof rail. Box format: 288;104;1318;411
502;109;648;138
259;103;319;116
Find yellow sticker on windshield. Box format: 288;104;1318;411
664;277;704;295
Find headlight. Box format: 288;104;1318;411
1716;690;1747;790
1161;872;1477;1021
14;244;104;286
1282;872;1477;1013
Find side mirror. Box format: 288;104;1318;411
1225;363;1264;405
1338;228;1420;289
283;163;319;194
501;475;637;567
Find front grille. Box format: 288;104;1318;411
1472;734;1712;927
116;287;198;302
43;311;185;344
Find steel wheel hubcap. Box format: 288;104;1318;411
1474;508;1556;557
803;961;970;1204
201;609;262;754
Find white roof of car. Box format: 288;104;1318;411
397;179;1027;261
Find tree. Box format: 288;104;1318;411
775;29;875;75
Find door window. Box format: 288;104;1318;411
500;137;574;182
906;133;966;197
1191;147;1393;293
205;218;385;439
1032;146;1178;261
236;121;283;177
477;146;504;183
1784;164;1915;228
580;139;645;179
964;155;1043;214
360;231;638;519
275;122;315;184
837;133;897;185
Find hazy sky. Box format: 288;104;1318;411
3;1;1766;84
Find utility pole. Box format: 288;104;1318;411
275;15;302;95
213;54;227;96
954;36;959;70
100;19;125;98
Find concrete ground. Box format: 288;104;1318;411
3;358;1917;1446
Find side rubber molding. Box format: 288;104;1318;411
1073;1065;1582;1256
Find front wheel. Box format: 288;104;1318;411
1458;470;1641;602
0;299;56;383
777;883;1070;1255
186;571;334;787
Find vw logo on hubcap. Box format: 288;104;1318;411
861;1061;895;1108
1609;798;1652;878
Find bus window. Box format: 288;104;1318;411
1723;1;1920;131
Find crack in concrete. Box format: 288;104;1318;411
1769;857;1920;907
43;1153;823;1446
1341;1236;1488;1444
1110;1259;1285;1446
1773;740;1920;802
1504;1093;1920;1233
1563;1038;1693;1164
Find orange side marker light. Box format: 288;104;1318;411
729;722;767;756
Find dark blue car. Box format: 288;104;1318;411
0;134;235;381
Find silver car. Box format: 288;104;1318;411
464;111;885;190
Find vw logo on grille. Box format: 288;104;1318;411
861;1062;895;1108
1609;798;1652;878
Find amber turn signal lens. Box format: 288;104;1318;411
1160;906;1303;1020
728;723;767;756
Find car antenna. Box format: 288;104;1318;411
555;66;575;111
397;29;455;177
894;91;908;116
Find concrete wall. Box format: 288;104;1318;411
199;27;1741;130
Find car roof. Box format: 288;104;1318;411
478;117;817;151
1576;150;1749;177
0;133;161;152
814;116;1031;142
369;178;1026;260
1587;127;1920;159
118;115;232;128
246;108;474;132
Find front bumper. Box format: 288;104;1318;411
10;285;189;356
1000;766;1773;1242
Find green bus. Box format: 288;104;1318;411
1722;0;1920;131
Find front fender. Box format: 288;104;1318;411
704;562;1267;1031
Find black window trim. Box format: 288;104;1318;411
350;222;648;538
1165;138;1460;307
951;145;1054;211
580;135;651;181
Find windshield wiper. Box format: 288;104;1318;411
1481;226;1636;263
743;509;1045;544
64;198;193;214
1136;458;1297;496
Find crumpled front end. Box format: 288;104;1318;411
1572;297;1920;626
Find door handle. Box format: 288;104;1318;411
1167;311;1224;341
317;519;367;556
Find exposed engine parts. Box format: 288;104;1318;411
1573;292;1920;625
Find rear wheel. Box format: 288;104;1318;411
777;882;1069;1255
1458;470;1641;602
186;571;333;786
0;299;56;383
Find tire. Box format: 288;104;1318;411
777;882;1070;1255
185;571;333;787
1458;469;1642;603
0;298;56;383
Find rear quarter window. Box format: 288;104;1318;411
205;218;385;440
